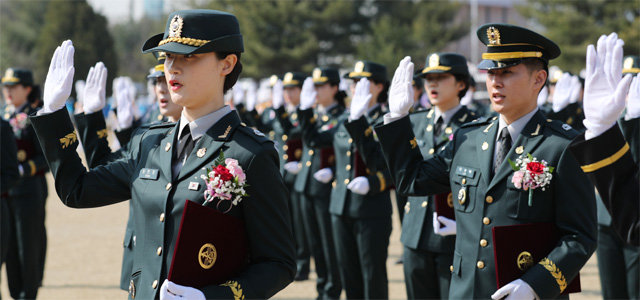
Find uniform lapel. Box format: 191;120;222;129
425;108;435;147
175;112;241;182
476;117;498;187
487;111;546;192
158;123;178;181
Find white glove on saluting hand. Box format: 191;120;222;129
114;77;135;130
385;56;414;123
491;279;538;300
349;78;372;121
313;168;333;184
625;75;640;120
347;176;370;195
552;73;572;112
299;77;317;110
42;40;75;114
583;33;633;140
433;213;456;236
272;79;285;109
284;161;301;174
74;80;86;112
159;279;205;300
83;62;108;114
537;85;549;107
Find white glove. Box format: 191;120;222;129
388;56;414;119
75;80;85;110
42;40;75;114
569;75;582;104
349;78;372;120
159;279;205;300
625;75;640;120
537;85;549;107
491;279;538;300
433;213;456;236
272;79;284;109
299;77;317;110
115;77;135;130
284;161;301;174
245;81;257;111
583;33;633;140
460;88;473;106
552;73;572;112
233;86;244;106
83;62;108;114
313;168;333;184
347;176;370;195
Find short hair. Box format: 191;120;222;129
521;58;548;93
215;52;242;94
453;73;470;99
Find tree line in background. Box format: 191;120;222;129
0;0;637;94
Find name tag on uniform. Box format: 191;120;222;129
455;166;475;178
139;168;159;180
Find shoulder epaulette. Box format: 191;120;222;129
545;118;579;139
148;122;176;129
236;125;273;144
460;116;493;128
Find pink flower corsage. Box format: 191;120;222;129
509;153;554;206
9;113;28;135
201;152;249;213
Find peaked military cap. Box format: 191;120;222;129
548;66;563;84
269;75;279;87
312;67;340;85
2;68;33;86
623;55;640;74
344;61;388;83
142;9;244;54
282;72;306;88
476;23;560;70
420;52;469;77
147;52;167;79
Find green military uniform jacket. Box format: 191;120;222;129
271;107;303;185
375;110;597;299
4;104;49;180
335;105;393;218
546;102;585;133
570;121;639;246
401;107;475;252
294;105;346;198
30;108;295;299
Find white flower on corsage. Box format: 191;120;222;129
201;151;249;213
9;112;28;136
508;153;554;206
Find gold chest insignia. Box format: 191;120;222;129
487;26;501;45
198;243;217;269
169;15;184;38
197;148;207;158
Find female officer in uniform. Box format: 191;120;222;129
295;67;345;300
332;61;394;299
2;68;48;299
29;10;295;299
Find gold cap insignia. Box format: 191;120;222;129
269;74;278;85
487;26;501;45
624;57;634;69
198;243;217;269
284;72;293;83
4;69;14;78
517;251;534;271
313;68;322;79
355;61;365;73
169;15;184;38
197;148;207;158
429;54;440;68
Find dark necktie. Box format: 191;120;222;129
494;127;512;174
433;116;444;143
173;125;195;178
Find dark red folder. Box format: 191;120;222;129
320;147;335;169
285;138;303;162
492;223;580;295
353;148;367;178
168;200;249;288
433;192;455;220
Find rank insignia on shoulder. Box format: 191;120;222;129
562;124;572;131
253;128;265;137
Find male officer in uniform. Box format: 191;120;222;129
30;10;295;299
375;24;597;299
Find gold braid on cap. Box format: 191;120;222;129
158;37;210;47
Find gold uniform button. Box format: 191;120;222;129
308;150;314;155
348;138;353;144
283;145;289;151
283;154;289;160
450;265;454;272
152;280;158;289
483;217;491;225
332;181;336;188
461;178;466;185
344;179;350;185
346;151;351;157
157;247;162;256
477;261;485;269
282;135;288;141
480;239;488;247
421;201;427;208
306;161;312;167
159;213;165;222
165;183;172;190
485;195;494;203
428;148;434;155
346;164;352;171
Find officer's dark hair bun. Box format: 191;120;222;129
27;85;41;104
216;52;242;94
371;79;389;103
453;73;470;99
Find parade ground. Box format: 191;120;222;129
2;170;603;299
